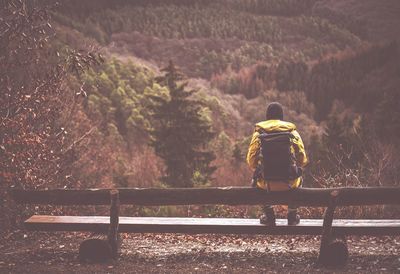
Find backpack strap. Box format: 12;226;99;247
256;126;295;136
255;127;267;135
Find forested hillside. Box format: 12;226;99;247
2;0;400;234
51;0;400;187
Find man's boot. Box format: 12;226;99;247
287;210;300;225
260;206;276;226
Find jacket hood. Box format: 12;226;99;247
255;120;296;132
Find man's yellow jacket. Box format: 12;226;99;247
246;119;308;191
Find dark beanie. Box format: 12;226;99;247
266;102;283;120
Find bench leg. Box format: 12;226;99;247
317;190;348;267
108;189;120;258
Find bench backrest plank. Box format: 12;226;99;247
11;187;400;206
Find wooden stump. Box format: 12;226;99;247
318;238;349;267
78;234;112;263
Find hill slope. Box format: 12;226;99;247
317;0;400;42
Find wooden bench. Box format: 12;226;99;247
12;187;400;267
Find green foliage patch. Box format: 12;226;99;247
83;58;160;145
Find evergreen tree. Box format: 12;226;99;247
231;143;243;165
374;90;400;144
148;61;216;187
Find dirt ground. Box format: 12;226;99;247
0;231;399;273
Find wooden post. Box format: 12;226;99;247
78;190;120;262
319;190;339;261
318;190;348;267
108;189;119;258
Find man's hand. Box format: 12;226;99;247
251;166;262;187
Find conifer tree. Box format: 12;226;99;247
148;61;216;187
374;90;400;144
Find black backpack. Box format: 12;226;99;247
257;129;302;181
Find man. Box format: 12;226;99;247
246;102;308;226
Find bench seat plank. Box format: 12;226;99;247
25;216;400;236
